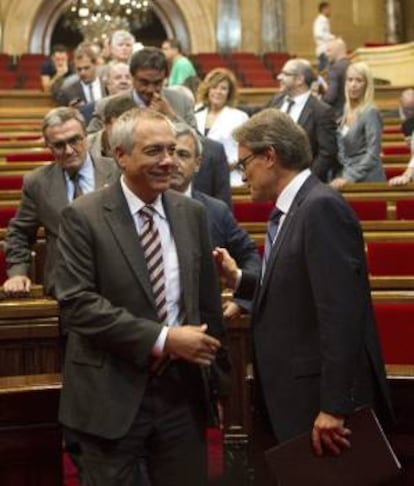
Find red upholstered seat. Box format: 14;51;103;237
383;127;403;135
0;135;41;142
385;166;406;180
382;145;410;155
374;303;414;364
0;175;24;190
367;241;414;275
233;201;274;222
0;207;17;227
206;428;224;480
396;200;414;220
0;249;7;285
348;200;387;220
6;151;53;162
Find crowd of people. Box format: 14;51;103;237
1;3;409;483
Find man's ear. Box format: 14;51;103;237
263;146;277;169
113;146;127;169
194;155;202;173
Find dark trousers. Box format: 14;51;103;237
66;362;207;486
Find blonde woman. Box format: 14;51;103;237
195;68;248;186
330;62;385;189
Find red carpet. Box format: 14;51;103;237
64;429;224;485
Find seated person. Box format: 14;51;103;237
40;44;73;95
170;123;261;319
389;134;414;186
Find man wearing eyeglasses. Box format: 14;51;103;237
87;46;197;133
54;108;229;485
3;107;119;297
267;58;339;182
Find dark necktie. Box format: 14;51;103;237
139;205;168;323
262;207;283;277
70;172;83;200
285;97;295;114
88;83;95;103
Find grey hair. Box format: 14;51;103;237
233;108;312;171
288;58;315;88
174;122;203;158
111;30;135;47
42;107;86;139
109;108;175;155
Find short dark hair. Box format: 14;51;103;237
73;43;97;63
129;47;167;76
103;96;137;124
51;44;67;55
233;108;312;172
165;39;182;53
319;2;330;12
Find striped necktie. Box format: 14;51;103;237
139;205;168;323
262;207;283;277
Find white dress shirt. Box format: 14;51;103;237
81;78;104;103
281;91;312;123
313;13;334;56
64;152;95;201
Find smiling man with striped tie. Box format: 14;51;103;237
55;107;230;486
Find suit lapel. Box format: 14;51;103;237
93;156;116;188
46;163;69;212
256;175;319;310
162;191;193;318
297;96;312;128
103;182;156;307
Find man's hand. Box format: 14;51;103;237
3;275;32;296
149;92;176;119
213;247;240;290
223;300;242;320
311;411;351;456
330;177;349;189
164;324;220;366
389;169;413;186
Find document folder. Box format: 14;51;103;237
265;407;401;486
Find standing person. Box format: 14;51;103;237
56;43;107;107
321;37;350;120
215;108;393;484
161;39;196;86
313;2;334;72
87;47;197;133
195;68;248;186
110;30;135;63
3;107;119;297
268;58;339;182
170;123;261;319
331;62;386;189
55;108;230;486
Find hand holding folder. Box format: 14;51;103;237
265;408;401;486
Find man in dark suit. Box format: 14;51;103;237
56;44;106;107
54;108;230;486
215;109;392;483
321;37;350;120
87;47;197;133
170;123;260;319
267;58;339;182
3;107;119;297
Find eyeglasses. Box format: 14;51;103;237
47;134;85;153
236;152;258;172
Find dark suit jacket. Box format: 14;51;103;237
192;190;260;274
87;87;197;133
55;184;229;439
4;157;119;296
193;138;232;208
56;79;106;107
236;174;392;442
322;58;350;120
267;93;339;182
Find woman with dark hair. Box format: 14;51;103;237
195;68;248;186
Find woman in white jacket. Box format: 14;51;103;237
195;68;248;186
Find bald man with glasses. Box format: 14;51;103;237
3;106;119;297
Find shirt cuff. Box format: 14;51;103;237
152;326;169;357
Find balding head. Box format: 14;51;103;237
326;37;347;63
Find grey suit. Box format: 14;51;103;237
322;58;350;120
337;106;386;182
55;183;229;484
87;88;197;133
4;157;119;296
56;79;106;107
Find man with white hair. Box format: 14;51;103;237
110;30;135;63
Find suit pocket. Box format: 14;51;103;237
292;357;321;378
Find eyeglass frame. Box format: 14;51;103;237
46;134;85;153
235;152;259;172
